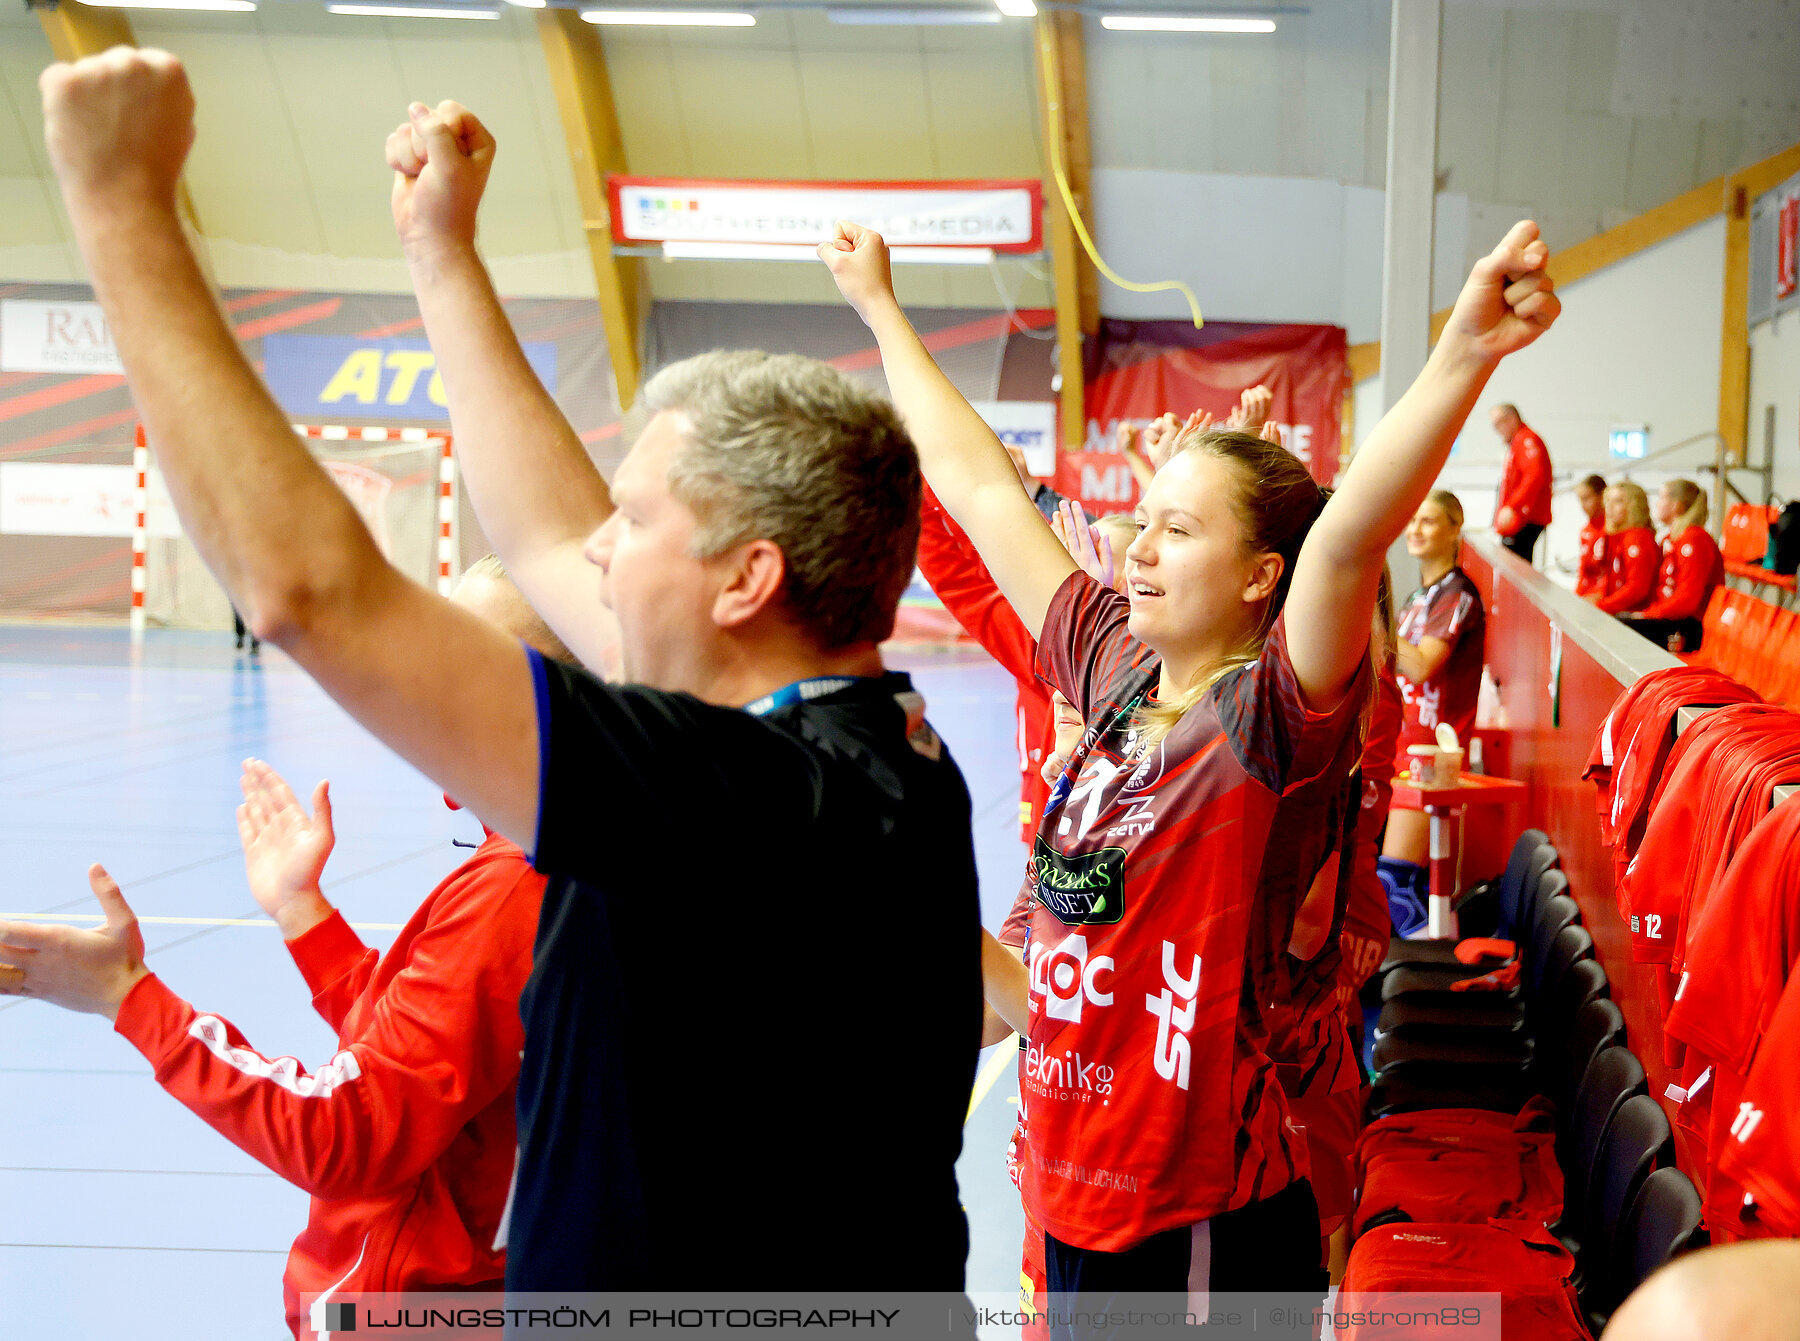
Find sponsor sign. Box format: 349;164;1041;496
0;463;179;539
0;299;124;375
970;400;1057;477
608;177;1043;252
261;334;557;422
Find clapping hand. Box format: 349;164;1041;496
0;866;148;1021
1052;498;1117;591
237;759;336;940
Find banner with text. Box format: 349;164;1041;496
609;178;1043;252
1060;322;1348;516
261;334;558;423
1;299;124;375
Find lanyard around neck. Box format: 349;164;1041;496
742;676;862;718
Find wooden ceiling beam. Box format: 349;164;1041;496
536;9;644;413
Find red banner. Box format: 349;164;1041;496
1056;322;1348;516
1779;194;1798;301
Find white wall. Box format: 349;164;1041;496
1353;215;1727;588
1090;168;1472;341
1748;304;1800;503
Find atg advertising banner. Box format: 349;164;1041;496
261;334;558;422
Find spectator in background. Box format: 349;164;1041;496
1491;403;1553;563
1620;478;1724;652
1380;490;1486;928
1003;440;1067;523
1575;473;1610;598
1592;481;1659;615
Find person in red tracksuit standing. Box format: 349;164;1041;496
1490;403;1554;564
1620;477;1725;653
0;563;570;1339
1592;480;1659;615
1574;473;1609;598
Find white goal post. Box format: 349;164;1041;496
132;423;457;635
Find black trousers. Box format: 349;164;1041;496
1500;523;1544;564
1620;614;1705;653
1043;1179;1327;1340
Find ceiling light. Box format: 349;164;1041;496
580;8;757;24
1099;14;1276;32
993;0;1036;15
328;3;501;14
661;242;996;265
82;0;256;9
827;7;1001;24
501;0;547;8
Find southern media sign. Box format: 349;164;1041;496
609;177;1043;253
0;299;125;375
261;334;557;422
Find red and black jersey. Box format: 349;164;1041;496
1342;1220;1588;1341
1718;945;1800;1238
1496;425;1554;533
917;486;1053;843
1623;705;1800;976
1575;520;1608;598
1663;789;1800;1232
1394;566;1485;764
1339;675;1404;1011
1640;525;1725;623
1582;667;1762;895
1596;526;1658;613
1350;1098;1563;1240
1021;573;1368;1250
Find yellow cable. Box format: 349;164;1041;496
1041;27;1204;329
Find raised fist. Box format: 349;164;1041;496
1443;221;1560;363
818;220;897;328
387;100;496;256
40;47;195;219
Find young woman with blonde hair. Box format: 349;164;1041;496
1620;477;1725;650
823;218;1558;1325
1593;481;1659;614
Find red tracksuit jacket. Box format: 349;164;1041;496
916;487;1052;843
112;829;544;1337
1496;425;1554;533
1595;525;1659;613
1575;520;1608;598
1640;525;1725;622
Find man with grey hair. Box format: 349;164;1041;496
34;52;979;1297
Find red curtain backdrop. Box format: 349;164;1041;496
1056;320;1348;516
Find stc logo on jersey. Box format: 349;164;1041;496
1145;941;1202;1091
1032;837;1126;925
1029;931;1115;1023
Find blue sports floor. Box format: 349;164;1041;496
0;627;1029;1340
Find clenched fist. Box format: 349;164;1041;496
388;100;495;257
40;47;195;220
1441;221;1561;364
818;220;898;328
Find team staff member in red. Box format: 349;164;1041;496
1575;473;1610;597
1383;492;1486;892
1592;480;1659;614
849;215;1559;1328
0;562;567;1339
1491;402;1553;563
1621;477;1724;651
